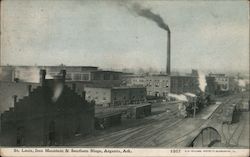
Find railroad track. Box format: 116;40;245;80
223;111;248;147
70;93;247;147
73;108;180;146
109;111;182;147
160;94;245;147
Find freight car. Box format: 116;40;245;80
222;104;240;124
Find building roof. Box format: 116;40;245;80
91;70;123;74
128;103;151;108
95;106;124;118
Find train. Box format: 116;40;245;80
184;92;214;117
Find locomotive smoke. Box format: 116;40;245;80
168;93;188;102
198;71;207;92
52;83;64;102
131;3;170;32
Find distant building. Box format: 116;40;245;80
0;66;15;82
81;86;146;107
145;75;170;97
228;77;240;93
124;75;147;87
0;66;123;87
170;75;199;94
208;73;229;93
205;76;216;95
90;70;123;87
121;74;170;97
0;70;95;146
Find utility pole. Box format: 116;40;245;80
193;97;196;118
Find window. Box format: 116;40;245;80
113;74;119;80
66;74;72;80
104;73;111;80
93;73;101;80
73;73;81;81
81;74;89;80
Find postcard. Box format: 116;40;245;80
0;0;249;156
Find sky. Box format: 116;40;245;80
1;0;249;73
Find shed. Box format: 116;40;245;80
127;103;151;119
94;111;122;130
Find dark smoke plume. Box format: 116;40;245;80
132;3;170;32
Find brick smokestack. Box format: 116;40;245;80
166;31;171;75
39;69;46;85
60;69;66;83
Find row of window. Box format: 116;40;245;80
87;95;145;101
93;74;120;80
132;79;169;82
216;78;228;82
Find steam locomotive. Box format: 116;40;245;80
185;92;214;117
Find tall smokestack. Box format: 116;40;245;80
39;69;46;85
130;3;171;75
167;31;171;75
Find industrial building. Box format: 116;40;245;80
170;75;199;94
208;73;229;91
0;70;95;146
145;75;170;97
0;66;123;87
122;74;170;97
205;76;216;95
84;86;147;107
208;73;230;95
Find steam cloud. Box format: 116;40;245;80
15;67;40;83
168;93;188;102
131;3;170;32
14;67;53;83
197;71;207;92
52;83;64;102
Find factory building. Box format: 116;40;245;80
205;76;216;95
122;74;146;87
0;65;98;82
0;66;15;82
121;74;170;97
0;66;123;87
170;75;199;94
145;75;170;97
84;86;147;107
0;70;95;146
208;73;229;94
90;70;123;87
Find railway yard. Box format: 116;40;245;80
68;92;249;148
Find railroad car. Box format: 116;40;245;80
222;104;239;124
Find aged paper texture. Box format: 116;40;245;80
0;0;249;156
